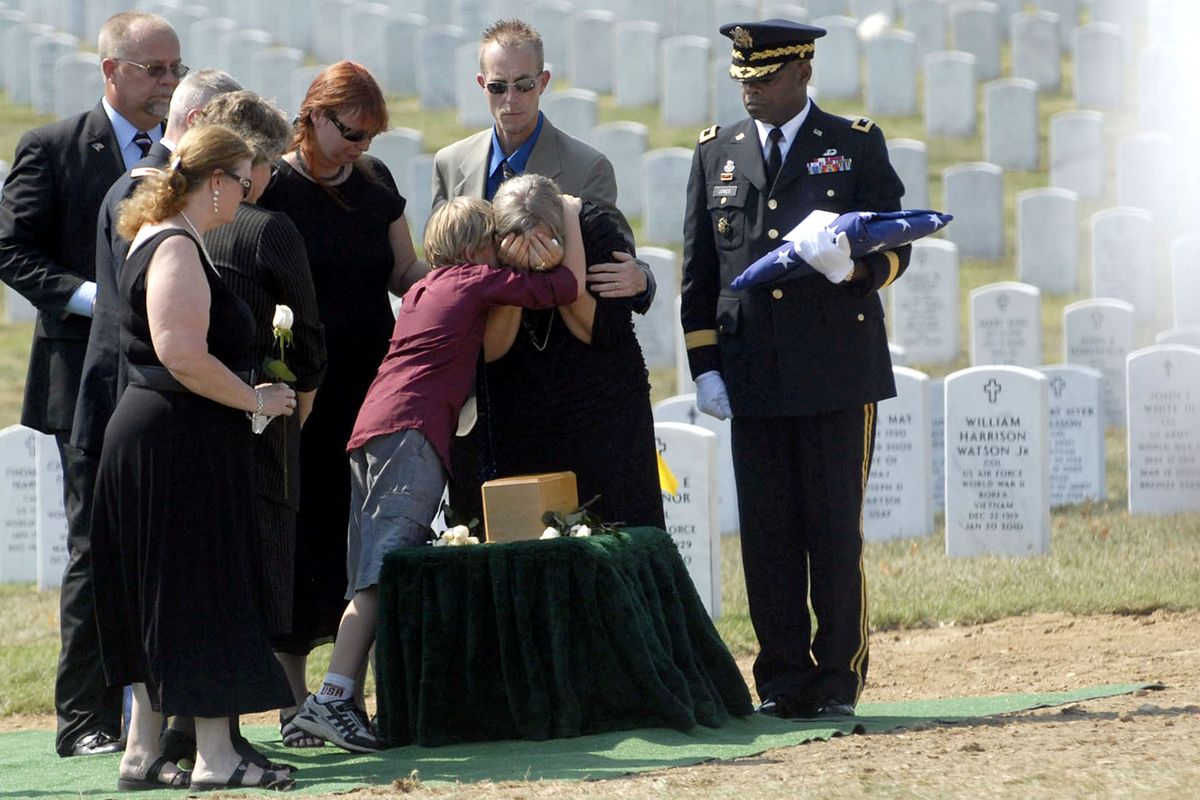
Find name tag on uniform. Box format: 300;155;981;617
807;155;852;175
712;185;738;198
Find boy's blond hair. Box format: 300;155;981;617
424;197;495;268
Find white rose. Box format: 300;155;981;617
570;525;591;538
466;536;479;544
272;304;294;331
540;527;561;540
449;525;471;539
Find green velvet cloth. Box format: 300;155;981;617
376;527;753;747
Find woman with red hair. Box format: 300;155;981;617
258;61;427;748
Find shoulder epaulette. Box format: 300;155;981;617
698;125;720;144
850;117;876;133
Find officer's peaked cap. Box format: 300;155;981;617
719;19;826;82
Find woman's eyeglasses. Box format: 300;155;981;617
223;171;253;200
115;58;190;80
327;110;373;143
484;76;540;95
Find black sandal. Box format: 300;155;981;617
280;710;325;748
189;757;295;792
233;730;297;772
159;727;196;766
116;755;190;791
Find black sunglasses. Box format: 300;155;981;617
115;58;190;80
327;109;373;143
485;76;540;95
223;170;252;200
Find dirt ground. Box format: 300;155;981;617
6;611;1198;799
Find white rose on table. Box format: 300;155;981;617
540;527;561;540
569;524;591;538
273;304;294;332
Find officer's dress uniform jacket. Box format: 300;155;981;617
681;103;909;415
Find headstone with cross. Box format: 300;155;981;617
969;281;1043;368
654;421;721;617
1063;298;1135;429
35;431;68;589
1126;345;1200;515
864;367;934;540
890;238;960;364
631;247;680;370
0;425;39;583
1039;364;1106;506
943;365;1050;557
653;394;739;536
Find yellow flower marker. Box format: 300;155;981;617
657;451;680;495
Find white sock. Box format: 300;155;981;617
314;672;355;705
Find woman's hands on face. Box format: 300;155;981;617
498;230;564;271
256;382;297;416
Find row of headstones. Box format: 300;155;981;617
652;341;1200;616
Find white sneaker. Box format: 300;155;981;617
292;694;385;753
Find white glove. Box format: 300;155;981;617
695;371;732;420
796;226;854;284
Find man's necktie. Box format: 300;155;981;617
133;130;153;158
765;127;783;190
500;159;515;182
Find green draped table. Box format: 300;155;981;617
376;527;753;747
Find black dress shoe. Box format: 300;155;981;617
757;696;817;719
69;730;124;757
815;699;856;717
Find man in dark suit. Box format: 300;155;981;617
0;11;183;757
680;20;910;720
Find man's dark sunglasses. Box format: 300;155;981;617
485;76;539;95
327;110;373;143
115;58;190;80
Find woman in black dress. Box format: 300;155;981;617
481;174;664;529
257;61;428;738
90;124;297;791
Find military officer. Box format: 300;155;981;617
680;19;910;719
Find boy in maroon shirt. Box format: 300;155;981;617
294;186;585;752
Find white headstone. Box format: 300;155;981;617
653;394;739;536
902;0;949;59
943;162;1004;260
865;29;917;115
807;0;850;17
762;4;810;22
370;128;424;201
812;16;861;99
1116;131;1179;239
1040;364;1106;506
1011;10;1062;91
1091;207;1157;324
343;3;390;90
1033;0;1078;49
865;367;934;540
923;51;976;138
1155;328;1200;348
417;25;467;110
53;52;103;120
541;89;598;145
405;153;434;243
949;0;1001;80
984;78;1038;171
673;295;696;395
383;14;426;97
452;0;489;33
568;10;614;93
1063;297;1135;429
220;28;273;88
929;376;946;512
943;365;1051;557
1126;345;1200;514
613;21;661;108
34;432;67;589
711;57;744;126
289;66;325;128
527;0;572;76
0;425;39;583
4;23;54;106
632;247;679;370
248;47;304;112
454;41;492;129
1090;0;1144;62
970;281;1043;368
311;0;353;63
887;138;929;209
4;285;37;324
1074;23;1125;110
592;121;649;220
890;238;960;363
660;35;711;127
889;342;909;367
654;422;721;617
641;148;692;245
31;32;78;116
852;0;898;18
190;17;238;76
1016;188;1079;295
1172;234;1200;329
1049;110;1104;200
709;0;757;54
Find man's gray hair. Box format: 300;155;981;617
167;70;242;129
97;11;174;60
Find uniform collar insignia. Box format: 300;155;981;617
91;142;105;151
734;131;747;141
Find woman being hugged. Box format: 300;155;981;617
90;124;297;792
257;61;428;736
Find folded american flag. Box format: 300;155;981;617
730;209;953;290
